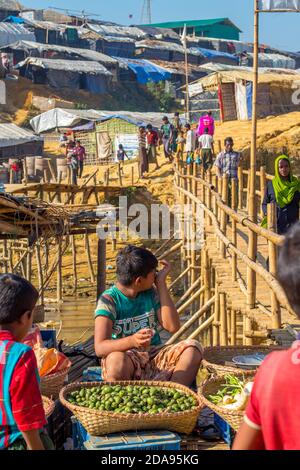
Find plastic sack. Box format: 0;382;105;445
23;326;44;350
35;347;71;377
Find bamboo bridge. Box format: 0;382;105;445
168;160;299;349
0;159;299;348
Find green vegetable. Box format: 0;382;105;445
67;384;198;415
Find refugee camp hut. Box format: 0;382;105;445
0;0;23;21
243;52;296;70
2;40;119;80
188;46;239;66
0;122;43;161
135;40;202;65
22;19;80;47
115;57;171;85
0;22;35;47
136;26;181;44
16;57;113;93
77;28;136;58
186;36;253;54
85;22;148;41
189;69;300;122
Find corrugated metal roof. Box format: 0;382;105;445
0;123;42;148
16;57;113;75
0;22;35;46
141;18;242;32
2;40;118;65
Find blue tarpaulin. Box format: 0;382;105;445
3;16;25;24
189;47;238;63
114;57;171;84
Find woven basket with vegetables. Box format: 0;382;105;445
198;373;255;432
202;345;282;376
60;381;202;436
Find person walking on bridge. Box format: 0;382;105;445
262;155;300;235
197;111;215;137
214;137;241;206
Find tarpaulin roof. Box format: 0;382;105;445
246;52;296;69
189;46;238;62
30;108;176;134
194;62;299;74
189;69;300;95
86;23;147;40
16;57;113;75
0;122;42;148
114;57;171;84
0;22;35;46
3;15;24;23
137;26;180;42
1;40;118;65
136;39;202;56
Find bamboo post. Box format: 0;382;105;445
238;166;243;210
231;178;238;281
85;232;95;283
47;160;56;183
231;309;237;345
3;240;8;273
71;235;77;295
243;316;253;346
213;281;220;346
57;237;62;303
23;160;28;183
260;165;266;218
26;248;32;281
97;239;106;299
131;166;134;186
217;139;222;153
267;202;281;329
220;175;229;258
93;175;100;205
219;292;228;346
247;0;259;312
35;244;44;305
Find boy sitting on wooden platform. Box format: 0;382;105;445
0;274;53;450
94;245;202;386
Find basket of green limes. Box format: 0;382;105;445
59;380;202;436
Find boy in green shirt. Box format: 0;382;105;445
94;245;202;386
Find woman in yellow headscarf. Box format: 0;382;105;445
262;155;300;234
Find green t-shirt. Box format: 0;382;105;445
94;285;162;346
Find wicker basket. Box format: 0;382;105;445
42;396;55;419
198;372;255;432
202;345;282;376
59;380;202;436
41;367;70;400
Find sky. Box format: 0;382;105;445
23;0;300;52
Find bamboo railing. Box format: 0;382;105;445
173;159;295;345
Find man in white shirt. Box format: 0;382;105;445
198;127;214;171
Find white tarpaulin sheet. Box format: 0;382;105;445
0;123;42;148
258;0;300;9
235;82;248;121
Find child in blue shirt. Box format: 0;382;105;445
94;245;202;386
